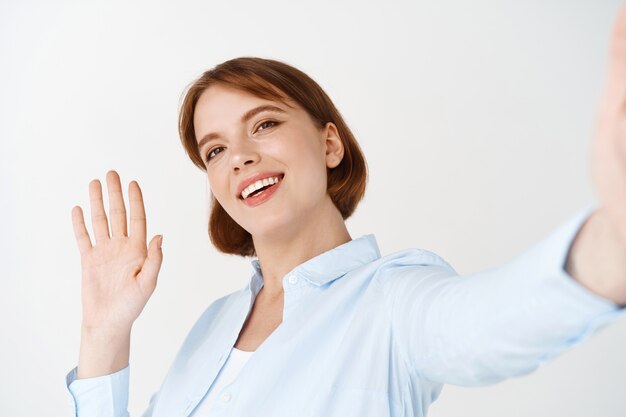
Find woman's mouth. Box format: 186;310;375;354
240;174;284;207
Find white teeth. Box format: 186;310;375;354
241;176;281;199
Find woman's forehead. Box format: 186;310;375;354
195;85;297;124
199;83;294;109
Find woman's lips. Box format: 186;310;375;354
236;171;284;198
241;176;283;207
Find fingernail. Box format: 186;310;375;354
158;235;163;249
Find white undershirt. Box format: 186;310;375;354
190;346;255;416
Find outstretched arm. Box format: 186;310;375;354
382;206;625;387
383;6;626;387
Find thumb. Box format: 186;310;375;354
138;234;164;294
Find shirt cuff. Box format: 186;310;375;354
66;365;130;417
523;203;626;347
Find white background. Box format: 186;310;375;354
1;0;625;416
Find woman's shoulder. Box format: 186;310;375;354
368;246;458;284
375;245;455;270
346;234;457;277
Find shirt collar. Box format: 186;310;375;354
247;234;381;291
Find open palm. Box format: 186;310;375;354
72;170;163;331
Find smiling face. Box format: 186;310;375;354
193;83;344;242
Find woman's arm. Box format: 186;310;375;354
67;171;163;416
380;206;626;387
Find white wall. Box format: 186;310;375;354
1;0;625;416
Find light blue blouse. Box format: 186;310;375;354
66;206;626;417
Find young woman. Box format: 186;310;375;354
66;8;626;417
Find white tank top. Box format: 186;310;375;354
190;346;255;416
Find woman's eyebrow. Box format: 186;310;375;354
241;104;286;124
197;104;287;151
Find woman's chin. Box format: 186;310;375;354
248;220;303;245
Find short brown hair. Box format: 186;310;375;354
178;57;367;257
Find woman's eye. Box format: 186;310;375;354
206;147;224;162
256;120;278;132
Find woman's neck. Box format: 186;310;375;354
252;201;351;296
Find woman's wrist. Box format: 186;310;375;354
77;325;132;379
566;208;626;307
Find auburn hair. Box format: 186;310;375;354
178;57;367;257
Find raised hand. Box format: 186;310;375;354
72;170;163;330
567;4;626;307
593;4;626;246
71;170;163;378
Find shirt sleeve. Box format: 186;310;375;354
382;204;626;387
66;365;131;417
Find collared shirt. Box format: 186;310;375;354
66;206;626;417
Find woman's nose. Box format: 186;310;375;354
230;142;260;173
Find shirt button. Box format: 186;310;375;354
288;275;298;284
221;392;232;402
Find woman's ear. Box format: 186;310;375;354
324;122;344;169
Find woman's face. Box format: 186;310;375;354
193;83;343;240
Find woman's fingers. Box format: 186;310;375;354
106;170;128;237
137;234;163;294
89;179;110;243
84;172;148;245
602;3;626;113
610;5;626;87
72;205;93;254
129;180;147;243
